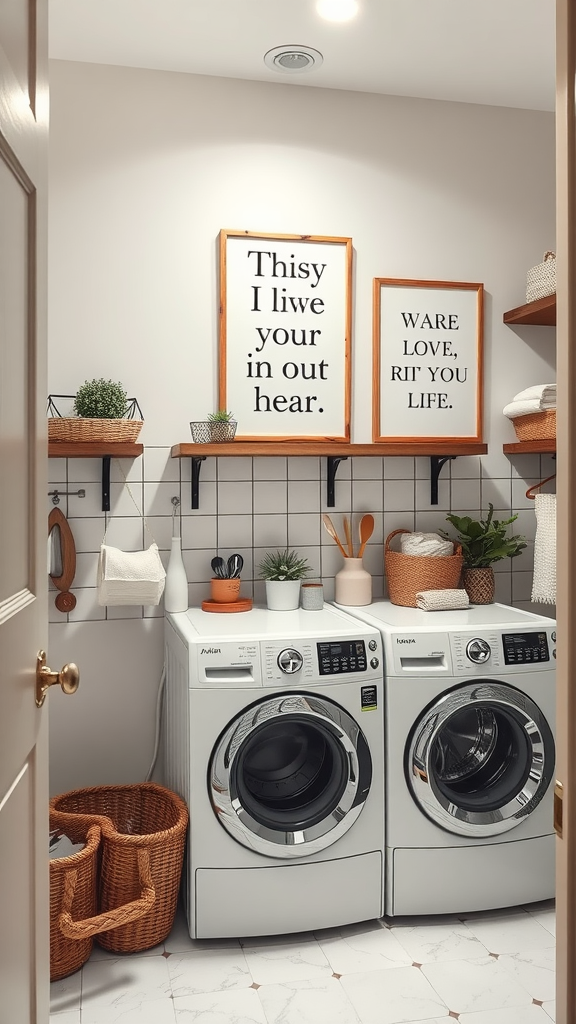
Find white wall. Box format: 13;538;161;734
48;60;556;794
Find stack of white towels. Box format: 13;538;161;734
503;383;556;421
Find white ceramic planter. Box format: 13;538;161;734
265;580;302;611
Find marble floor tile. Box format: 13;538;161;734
457;1005;551;1023
257;976;361;1024
167;948;252;997
81;997;177;1023
498;947;555;1002
49;971;82;1014
49;1012;81;1024
81;954;172;1010
421;956;534;1015
174;987;267;1023
88;940;166;961
390;917;490;964
527;906;556;938
340;964;448;1024
543;998;555;1020
242;939;332;985
463;911;555;955
316;919;413;974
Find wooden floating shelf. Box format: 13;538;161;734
503;439;556;454
171;442;488;458
503;294;556;327
48;442;144;458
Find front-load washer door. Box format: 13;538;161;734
407;681;555;837
209;692;372;859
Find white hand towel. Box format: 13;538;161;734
400;532;454;557
513;383;556;408
97;542;166;606
502;398;543;420
531;493;556;605
416;589;470;611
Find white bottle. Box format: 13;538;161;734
164;536;188;612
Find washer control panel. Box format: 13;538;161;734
502;631;550;665
466;637;492;664
277;649;304;674
452;632;501;673
318;640;368;676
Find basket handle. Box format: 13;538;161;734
384;529;410;553
543;250;556;261
58;848;155;940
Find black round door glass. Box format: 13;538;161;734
431;705;532;813
233;714;350;832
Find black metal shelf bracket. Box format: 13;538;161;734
191;456;206;509
101;456;112;512
430;455;456;505
326;456;348;507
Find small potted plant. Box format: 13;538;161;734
440;504;527;604
258;548;312;611
48;379;143;442
190;410;237;443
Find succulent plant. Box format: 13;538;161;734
207;409;235;423
73;379;128;419
258;548;312;581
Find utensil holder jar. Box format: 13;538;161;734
335;558;372;606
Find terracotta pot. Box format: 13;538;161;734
210;577;241;603
462;567;495;604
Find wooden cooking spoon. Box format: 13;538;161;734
358;513;375;559
343;515;354;558
322;514;348;559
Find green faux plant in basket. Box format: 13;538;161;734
74;378;128;419
440;504;527;605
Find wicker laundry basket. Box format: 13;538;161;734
49;818;101;980
385;529;463;608
49;783;188;954
513;409;556;442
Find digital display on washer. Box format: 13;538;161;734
317;640;367;675
502;631;550;665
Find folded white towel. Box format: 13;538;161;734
400;532;454;557
97;542;166;606
503;398;544;420
531;494;556;605
513;383;556;408
416;589;470;611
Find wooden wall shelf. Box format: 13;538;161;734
171;441;488;509
503;294;556;326
48;441;144;510
503;439;556;454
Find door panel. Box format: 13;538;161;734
0;1;49;1020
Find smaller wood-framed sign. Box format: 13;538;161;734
373;278;484;444
219;230;352;441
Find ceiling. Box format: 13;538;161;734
48;0;556;113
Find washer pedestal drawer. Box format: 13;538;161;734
194;850;383;938
390;834;555;916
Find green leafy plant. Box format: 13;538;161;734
207;409;235;423
258;548;312;581
73;379;128;419
440;504;527;568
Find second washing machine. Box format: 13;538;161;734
335;600;556;916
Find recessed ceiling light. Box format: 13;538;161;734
316;0;359;22
264;45;324;74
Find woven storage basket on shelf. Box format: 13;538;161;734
385;529;463;608
49;783;188;954
526;251;556;303
48;418;143;443
513;409;556;442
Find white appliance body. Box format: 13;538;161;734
335;600;556;916
163;606;385;938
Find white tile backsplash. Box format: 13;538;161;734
51;448;549;621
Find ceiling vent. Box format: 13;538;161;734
264;45;324;74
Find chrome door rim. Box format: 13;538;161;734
209;692;371;858
407;681;554;837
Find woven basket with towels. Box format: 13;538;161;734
385;530;463;608
526;251;556;303
503;383;557;443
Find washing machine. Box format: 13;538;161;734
334;599;556;916
163;605;385;938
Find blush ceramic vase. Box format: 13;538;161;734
335;558;372;606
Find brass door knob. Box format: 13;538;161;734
36;650;80;708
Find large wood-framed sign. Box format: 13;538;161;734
219;230;352;441
373;278;484;444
